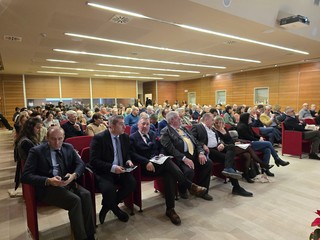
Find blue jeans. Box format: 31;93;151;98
251;141;280;164
259;127;281;144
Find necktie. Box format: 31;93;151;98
143;134;151;144
177;128;194;155
54;149;66;176
114;136;123;166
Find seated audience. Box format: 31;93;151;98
21;126;95;240
223;105;237;128
160;111;213;200
14;110;29;135
284;106;320;160
191;113;252;195
299;103;313;121
130;116;206;225
61;110;84;139
177;107;192;126
124;106;139;126
86;113;107;136
43;111;60;128
88;115;136;224
213;116;273;183
237;113;289;177
157;108;170;136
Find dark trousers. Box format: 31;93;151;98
0;113;13;130
179;152;213;194
95;172;136;212
41;184;95;240
303;130;320;153
208;144;235;169
141;159;192;209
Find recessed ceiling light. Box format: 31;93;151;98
65;32;260;63
41;66;139;74
53;48;226;69
97;63;200;73
94;74;162;80
153;73;180;77
46;59;78;63
37;71;78;75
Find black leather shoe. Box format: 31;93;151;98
179;191;189;199
275;158;290;167
99;206;109;224
261;168;275;177
201;193;213;201
189;183;207;197
113;207;129;222
232;187;253;197
166;208;181;225
309;153;320;160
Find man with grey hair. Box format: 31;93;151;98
177;107;192;126
284;106;320;160
61;110;84;139
160;111;213;201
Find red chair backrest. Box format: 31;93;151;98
65;135;93;153
80;147;90;164
304;118;316;125
124;125;131;135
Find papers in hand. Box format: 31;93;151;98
235;142;250;150
305;124;319;131
149;155;173;165
124;166;137;172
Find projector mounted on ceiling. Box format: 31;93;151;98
280;15;310;29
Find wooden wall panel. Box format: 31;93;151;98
143;81;156;104
92;79;136;98
25;75;59;98
0;75;24;125
157;81;176;106
61;77;90;98
298;71;320;107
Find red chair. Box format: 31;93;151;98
59;120;68;125
281;122;311;158
124;125;131;135
65;135;93;153
251;127;260;136
305;118;317;125
80;147;135;226
184;125;192;131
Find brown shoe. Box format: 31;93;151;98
189;183;207;197
166;208;181;225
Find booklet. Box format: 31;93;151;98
235;142;250;150
149;155;173;165
124;165;138;172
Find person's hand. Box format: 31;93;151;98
183;158;194;169
259;137;265;141
114;166;125;174
203;145;209;153
146;162;155;172
126;160;134;167
217;144;224;151
61;173;77;186
47;176;65;186
198;153;207;165
73;124;80;131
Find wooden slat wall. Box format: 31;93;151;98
142;81;156;104
157;81;176;106
25;75;59;98
92;78;136;98
0;74;24;125
61;77;90;98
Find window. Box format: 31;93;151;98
216;90;226;105
254;87;269;105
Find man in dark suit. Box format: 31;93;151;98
61;110;84;139
284;106;320;160
21;126;95;240
191;113;253;197
160;111;213;201
88;115;136;224
130;116;206;225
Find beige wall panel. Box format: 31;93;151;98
61;77;90;98
298;71;320;106
0;75;24;125
158;81;176;106
92;79;136;98
299;62;320;73
25;75;59;98
92;79;116;98
115;80;136;98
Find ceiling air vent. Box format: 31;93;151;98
4;35;22;42
110;15;131;24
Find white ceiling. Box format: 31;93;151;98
0;0;319;81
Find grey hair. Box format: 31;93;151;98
166;111;179;123
108;115;124;126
